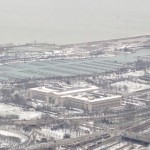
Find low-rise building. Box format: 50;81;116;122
27;86;122;112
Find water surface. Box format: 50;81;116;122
0;0;150;44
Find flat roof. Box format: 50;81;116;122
29;86;99;95
29;87;58;93
53;86;99;96
63;95;122;103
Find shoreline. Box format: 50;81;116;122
0;34;150;48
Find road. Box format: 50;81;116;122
14;106;150;127
25;129;122;150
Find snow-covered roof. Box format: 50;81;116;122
54;86;99;96
29;86;99;96
64;95;122;103
29;86;58;93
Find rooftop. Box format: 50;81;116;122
64;94;122;103
53;86;99;96
29;86;99;95
29;87;58;93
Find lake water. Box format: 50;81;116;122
0;0;150;44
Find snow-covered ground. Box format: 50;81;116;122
40;125;91;140
98;70;145;80
0;130;28;143
94;142;146;150
79;126;91;132
0;103;42;120
112;80;150;93
94;141;119;150
138;128;150;134
122;70;145;78
19;111;41;120
124;101;145;107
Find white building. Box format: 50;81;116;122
28;86;122;112
63;95;122;112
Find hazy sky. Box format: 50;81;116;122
0;0;150;44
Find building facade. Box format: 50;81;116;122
28;86;122;112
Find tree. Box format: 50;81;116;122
0;88;13;101
13;93;20;102
118;86;122;91
23;81;38;89
124;104;136;122
123;85;128;92
63;133;71;139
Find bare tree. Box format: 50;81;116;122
0;88;13;101
123;85;128;92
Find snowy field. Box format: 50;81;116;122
40;126;91;140
0;130;28;143
100;70;145;80
0;103;41;120
94;142;145;150
112;80;150;93
122;70;145;78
